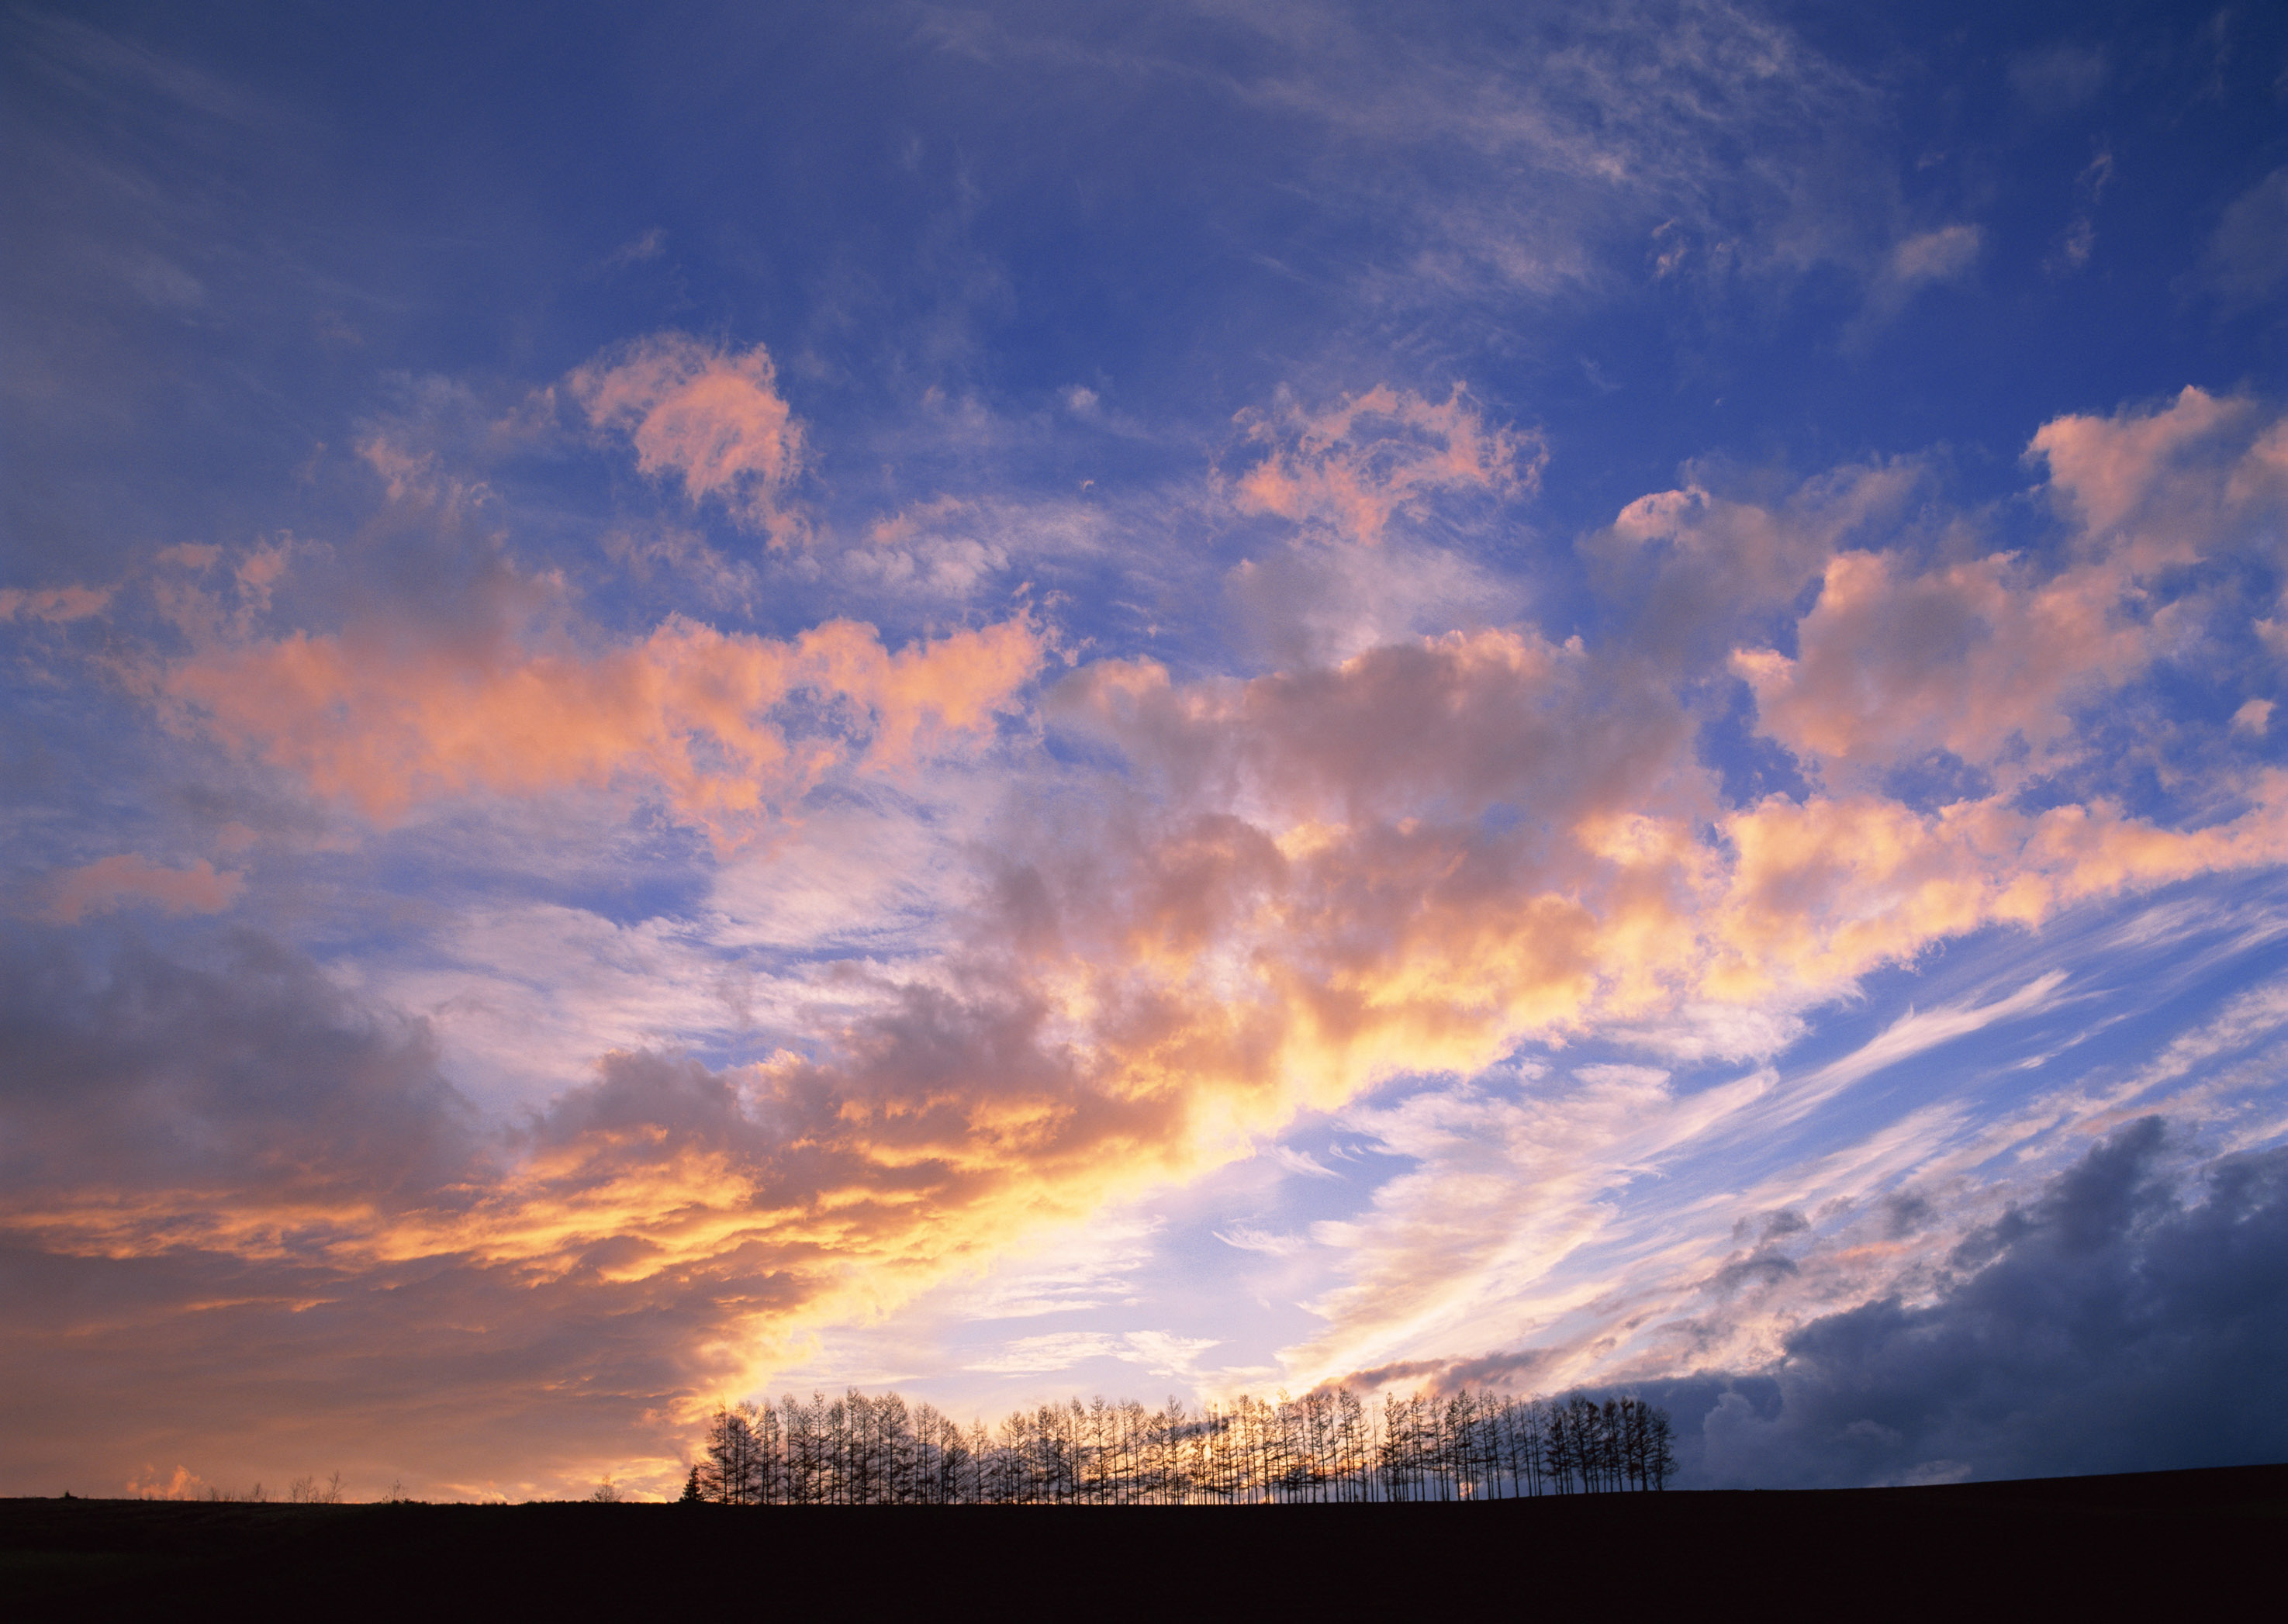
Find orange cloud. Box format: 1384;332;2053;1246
43;855;246;924
1232;384;1543;544
571;333;806;541
1709;785;2288;1000
164;611;1042;845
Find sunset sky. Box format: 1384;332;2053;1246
5;1;2286;1501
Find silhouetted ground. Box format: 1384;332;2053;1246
4;1464;2279;1619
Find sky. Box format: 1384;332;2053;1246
2;0;2284;1502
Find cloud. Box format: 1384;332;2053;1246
1583;460;1922;669
2008;44;2107;114
2026;385;2276;548
0;585;112;623
604;227;666;269
163;596;1044;847
2191;169;2288;313
0;1004;728;1501
1215;1223;1309;1256
12;382;2288;1498
1729;546;2149;779
571;333;807;541
1855;224;1981;331
1772;973;2069;1115
1681;1121;2288;1486
1161;0;1890;304
963;1332;1124;1373
1733;387;2288;792
1270;1145;1339;1179
1229;384;1542;545
845;496;1020;600
1885;226;1982;287
962;1329;1218;1379
40;855;245;923
0;904;1286;1492
1285;908;2288;1411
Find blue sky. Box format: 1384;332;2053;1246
3;1;2285;1500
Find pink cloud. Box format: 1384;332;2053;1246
2028;386;2272;555
44;855;246;923
1730;548;2151;776
1733;391;2288;785
571;333;807;542
1230;384;1543;544
0;584;112;623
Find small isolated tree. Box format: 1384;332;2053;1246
679;1466;703;1503
590;1475;623;1503
288;1473;343;1505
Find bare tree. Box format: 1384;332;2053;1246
676;1380;1674;1505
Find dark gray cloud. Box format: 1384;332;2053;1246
1357;1118;2288;1487
1667;1119;2288;1486
0;925;475;1198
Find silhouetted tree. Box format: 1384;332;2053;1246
676;1381;1673;1504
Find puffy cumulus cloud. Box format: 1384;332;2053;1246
1730;389;2287;793
1042;631;1707;1073
1049;630;2284;1074
1229;385;1543;545
571;333;807;542
40;854;245;923
1678;1122;2288;1487
1584;458;1925;666
1729;550;2152;778
162;596;1043;848
2030;385;2286;555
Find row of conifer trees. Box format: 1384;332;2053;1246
680;1387;1675;1504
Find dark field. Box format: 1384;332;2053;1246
5;1465;2280;1619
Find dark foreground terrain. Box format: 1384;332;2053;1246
4;1465;2280;1619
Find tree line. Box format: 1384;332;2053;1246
683;1387;1675;1505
